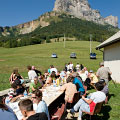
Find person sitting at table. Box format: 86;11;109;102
19;99;48;120
44;70;49;80
70;82;106;120
9;69;24;84
50;65;58;74
72;73;85;95
13;79;25;96
29;77;42;93
46;71;56;84
88;70;98;85
10;80;25;102
0;96;18;120
39;75;45;85
32;89;50;120
59;76;77;103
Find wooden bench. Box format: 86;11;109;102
51;103;65;120
66;92;80;109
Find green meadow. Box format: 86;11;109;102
0;41;102;90
0;41;120;120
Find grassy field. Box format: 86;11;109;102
0;41;102;90
0;41;120;120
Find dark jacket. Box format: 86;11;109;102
27;112;48;120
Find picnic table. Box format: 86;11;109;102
7;85;64;120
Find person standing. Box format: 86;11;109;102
96;62;112;84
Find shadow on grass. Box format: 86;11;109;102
84;105;111;120
62;104;112;120
108;93;115;100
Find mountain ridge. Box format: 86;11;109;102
53;0;118;27
0;0;119;37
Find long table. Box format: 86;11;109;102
8;85;64;120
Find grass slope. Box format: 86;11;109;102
0;41;120;120
0;41;102;90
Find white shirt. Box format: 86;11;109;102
80;73;87;81
85;70;88;76
67;65;70;71
90;91;106;103
69;63;73;70
28;70;37;80
50;68;57;74
76;64;80;70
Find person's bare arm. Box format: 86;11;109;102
21;117;26;120
31;86;35;91
21;75;24;79
11;94;23;102
82;96;93;104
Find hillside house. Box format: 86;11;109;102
96;31;120;83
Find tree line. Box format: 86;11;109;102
0;14;119;48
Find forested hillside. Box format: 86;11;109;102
0;14;119;48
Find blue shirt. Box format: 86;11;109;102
36;100;50;120
73;77;85;93
0;106;18;120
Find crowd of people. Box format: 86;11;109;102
0;61;112;120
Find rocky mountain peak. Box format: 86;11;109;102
53;0;118;27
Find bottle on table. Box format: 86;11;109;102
53;79;56;87
56;79;60;86
24;89;28;97
5;97;10;105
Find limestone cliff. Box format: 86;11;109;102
53;0;118;27
0;11;63;36
104;15;118;28
16;14;50;34
0;0;118;37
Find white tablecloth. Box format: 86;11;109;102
8;86;63;120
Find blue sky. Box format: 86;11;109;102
0;0;120;27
